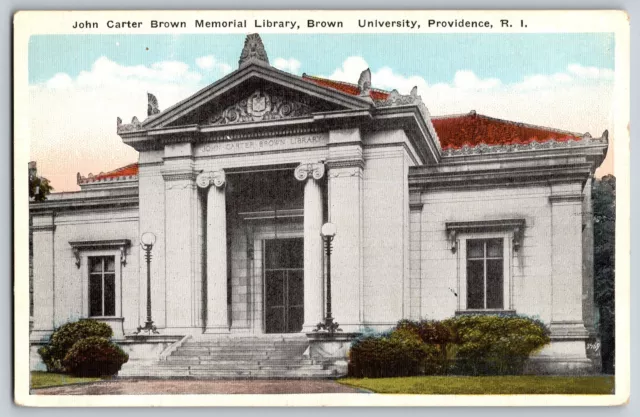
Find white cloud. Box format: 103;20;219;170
326;56;369;83
29;55;615;192
195;55;232;74
29;57;210;191
322;57;614;175
45;73;73;89
452;70;501;90
567;63;614;80
323;56;612;135
273;57;302;74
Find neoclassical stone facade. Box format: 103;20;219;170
29;34;608;375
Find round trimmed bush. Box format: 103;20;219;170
62;336;129;377
38;319;113;373
348;328;435;378
442;315;551;375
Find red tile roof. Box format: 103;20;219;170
78;162;139;184
302;74;391;101
93;163;139;180
431;111;583;150
91;79;588;182
301;75;586;150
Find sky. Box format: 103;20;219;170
27;33;615;191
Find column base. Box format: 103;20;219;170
526;333;594;375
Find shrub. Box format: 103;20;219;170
37;319;113;373
442;315;551;375
348;328;436;378
395;319;453;375
62;336;129;377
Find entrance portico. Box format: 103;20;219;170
191;163;326;334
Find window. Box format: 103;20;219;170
466;238;504;309
88;256;116;317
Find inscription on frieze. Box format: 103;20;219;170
196;134;328;157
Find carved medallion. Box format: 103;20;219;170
208;90;312;126
247;91;271;119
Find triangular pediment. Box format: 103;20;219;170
140;62;373;130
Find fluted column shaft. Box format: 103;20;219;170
198;170;229;333
295;163;325;332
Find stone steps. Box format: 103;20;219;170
119;368;337;379
157;363;326;371
165;358;316;366
118;336;338;379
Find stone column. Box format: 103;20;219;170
198;170;229;333
295;162;325;332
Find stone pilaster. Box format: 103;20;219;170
326;128;364;332
536;183;593;373
295;162;325;331
409;193;424;320
549;187;588;335
162;154;199;330
30;213;55;340
197;170;229;333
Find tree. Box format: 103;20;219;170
29;161;53;202
28;161;53;323
592;175;615;374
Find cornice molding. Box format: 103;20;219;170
161;170;197;182
69;239;132;268
549;194;584;204
409;163;593;191
441;134;608;158
325;159;365;170
29;195;139;213
30;224;56;232
445;219;526;252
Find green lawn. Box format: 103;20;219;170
338;375;615;395
30;371;108;389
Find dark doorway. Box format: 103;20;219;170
264;238;304;333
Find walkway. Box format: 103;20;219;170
32;379;365;395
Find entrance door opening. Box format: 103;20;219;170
264;238;304;333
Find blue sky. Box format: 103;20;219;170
29;33;614;86
27;33;615;191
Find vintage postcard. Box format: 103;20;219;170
13;10;630;407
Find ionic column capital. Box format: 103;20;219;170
196;170;226;189
294;162;325;182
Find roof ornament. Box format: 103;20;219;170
147;93;160;116
357;68;372;96
238;33;270;67
410;86;418;97
116;115;143;134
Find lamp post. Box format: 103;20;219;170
135;232;159;335
315;222;342;334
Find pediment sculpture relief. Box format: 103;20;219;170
207;90;313;126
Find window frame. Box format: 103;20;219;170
457;231;513;312
81;249;122;318
87;255;117;318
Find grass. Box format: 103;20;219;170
30;371;108;389
338;375;615;395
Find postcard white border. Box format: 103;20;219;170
13;9;631;407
